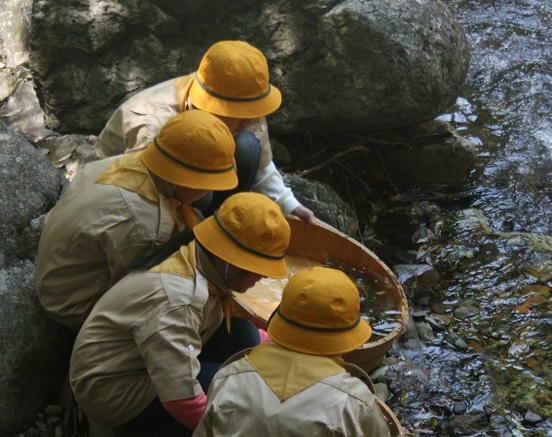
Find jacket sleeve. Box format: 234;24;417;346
251;161;301;215
95;107;152;157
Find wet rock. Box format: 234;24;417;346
522;259;552;282
444;208;493;242
409;308;430;320
498;232;552;253
452;400;468;414
416;322;435;342
437;413;488;435
445;331;468;351
392;263;441;300
430;303;448;314
387;360;429;393
523;410;543;426
373;121;477;189
424;315;448;331
282;173;358;237
453;305;480;320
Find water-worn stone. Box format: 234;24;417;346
371;121;477;189
282;173;358;237
416;321;435;342
392;263;441;300
29;0;469;135
453;305;480;320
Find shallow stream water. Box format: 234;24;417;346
386;1;552;435
445;0;551;236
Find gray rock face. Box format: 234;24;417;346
0;124;73;435
0;260;73;435
0;124;63;265
29;0;469;135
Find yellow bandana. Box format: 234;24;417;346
96;152;159;202
246;343;347;401
147;245;195;282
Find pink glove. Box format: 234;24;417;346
258;328;272;343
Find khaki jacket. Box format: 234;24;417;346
94;76;302;214
70;242;226;427
194;343;391;437
36;152;193;327
95;74;273;169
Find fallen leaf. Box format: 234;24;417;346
55;152;74;165
512;305;530;314
521;293;547;308
0;108;22;118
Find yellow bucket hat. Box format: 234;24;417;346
189;40;282;119
268;266;372;356
193;192;290;278
141;110;238;190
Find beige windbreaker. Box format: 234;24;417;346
70;242;226;427
94;75;302;215
36;152;195;327
194;343;392;437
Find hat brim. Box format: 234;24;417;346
268;313;372;356
193;215;288;279
189;80;282;119
141;147;238;190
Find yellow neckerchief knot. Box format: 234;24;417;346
220;294;249;334
174;74;195;113
179;202;201;229
246;343;347;401
162;189;202;232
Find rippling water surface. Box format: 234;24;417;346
392;1;552;435
445;0;552;235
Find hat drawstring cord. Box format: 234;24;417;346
224;262;230;281
223;262;232;333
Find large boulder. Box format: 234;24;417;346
0;260;73;435
0;124;73;435
0;124;62;265
29;0;470;136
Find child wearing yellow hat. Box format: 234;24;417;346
194;266;392;437
70;192;291;437
94;40;316;224
36;110;237;328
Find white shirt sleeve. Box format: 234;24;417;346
251;161;301;215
